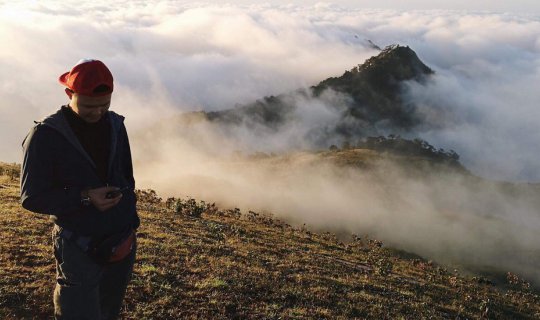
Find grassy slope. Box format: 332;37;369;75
1;162;539;319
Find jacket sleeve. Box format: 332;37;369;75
20;125;83;216
120;122;140;229
121;123;135;192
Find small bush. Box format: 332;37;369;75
169;197;209;218
0;163;20;181
135;189;162;211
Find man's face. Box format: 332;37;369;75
70;93;112;123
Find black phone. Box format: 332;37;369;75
105;187;128;199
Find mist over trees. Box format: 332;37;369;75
202;45;438;150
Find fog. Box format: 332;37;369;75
2;2;540;284
135;121;540;285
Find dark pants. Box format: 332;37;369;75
52;225;136;320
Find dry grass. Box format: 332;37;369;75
1;162;539;319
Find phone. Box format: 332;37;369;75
105;187;128;199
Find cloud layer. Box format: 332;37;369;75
134;125;540;285
2;2;539;181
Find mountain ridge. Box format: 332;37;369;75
312;45;433;130
176;45;437;151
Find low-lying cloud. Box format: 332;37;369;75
134;123;540;286
2;2;538;181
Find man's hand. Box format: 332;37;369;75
87;186;123;212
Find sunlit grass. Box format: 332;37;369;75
1;162;539;319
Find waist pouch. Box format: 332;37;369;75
59;226;135;265
89;227;136;264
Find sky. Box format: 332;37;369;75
2;0;540;284
219;0;540;14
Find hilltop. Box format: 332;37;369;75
312;45;433;130
206;45;433;132
147;45;437;151
1;161;539;319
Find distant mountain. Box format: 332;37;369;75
312;45;433;130
144;45;441;159
203;45;434;145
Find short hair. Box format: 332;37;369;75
93;84;112;94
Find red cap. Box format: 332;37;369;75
58;59;114;97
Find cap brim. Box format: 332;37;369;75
58;71;70;86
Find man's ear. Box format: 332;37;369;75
65;88;73;99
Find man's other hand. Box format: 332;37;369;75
87;186;123;212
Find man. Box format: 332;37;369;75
20;59;140;319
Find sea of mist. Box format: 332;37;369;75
133;117;540;286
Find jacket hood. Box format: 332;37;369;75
38;106;125;170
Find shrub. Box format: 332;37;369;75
135;189;162;211
169;197;210;218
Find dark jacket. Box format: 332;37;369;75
20;106;140;240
